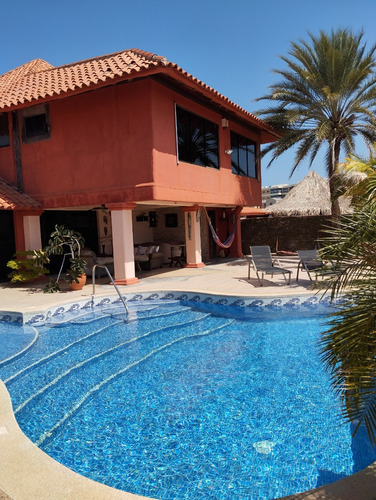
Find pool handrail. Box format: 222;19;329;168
91;265;129;316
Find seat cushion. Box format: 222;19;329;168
134;255;149;262
97;256;114;266
150;251;164;260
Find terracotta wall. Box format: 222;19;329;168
19;80;155;208
1;78;264;210
150;81;262;207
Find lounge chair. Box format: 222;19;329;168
296;249;338;282
248;246;292;286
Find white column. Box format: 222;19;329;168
183;206;205;268
109;203;139;285
23;215;42;250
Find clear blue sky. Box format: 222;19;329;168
2;0;376;186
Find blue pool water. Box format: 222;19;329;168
1;299;375;499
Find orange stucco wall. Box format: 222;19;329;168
20;80;155;208
150;81;262;207
3;78;263;209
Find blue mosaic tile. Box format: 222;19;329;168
175;293;189;300
81;300;93;309
248;299;265;307
96;297;111;307
145;293;161;300
128;294;144;301
214;298;229;305
2;291;338;326
229;299;246;307
52;307;66;317
0;313;23;324
161;293;176;300
26;314;46;326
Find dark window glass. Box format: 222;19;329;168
22;105;50;144
230;132;257;178
0;113;10;148
25;114;48;138
176;106;219;169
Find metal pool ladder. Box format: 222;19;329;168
91;265;129;316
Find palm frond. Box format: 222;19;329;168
255;28;376;205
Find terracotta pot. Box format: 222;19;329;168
70;274;87;290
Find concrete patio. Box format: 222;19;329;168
0;255;314;317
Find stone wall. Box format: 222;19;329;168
241;215;332;254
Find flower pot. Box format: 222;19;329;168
69;274;87;290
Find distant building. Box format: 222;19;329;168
262;183;296;207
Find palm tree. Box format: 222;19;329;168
335;146;376;206
256;29;376;216
319;147;376;444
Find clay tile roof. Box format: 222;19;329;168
0;178;41;210
0;49;168;109
0;48;278;139
240;207;269;217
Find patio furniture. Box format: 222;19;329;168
81;248;114;278
169;244;186;267
296;249;339;282
134;243;164;271
249;246;292;286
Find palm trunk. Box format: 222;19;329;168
329;138;341;218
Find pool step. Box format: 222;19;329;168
10;310;209;409
14;313;233;446
33;314;233;446
1;306;193;388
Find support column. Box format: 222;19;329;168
228;206;243;258
13;209;43;251
107;202;139;285
24;215;43;250
182;206;205;268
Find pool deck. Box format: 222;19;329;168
1;256;375;499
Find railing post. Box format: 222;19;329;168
91;264;129;315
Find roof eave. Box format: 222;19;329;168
0;61;280;142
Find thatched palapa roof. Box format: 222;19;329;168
265;170;352;216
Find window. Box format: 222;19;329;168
176;106;219;169
230;132;257;178
0;113;10;147
21;104;50;143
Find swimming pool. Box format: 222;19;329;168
1;297;375;499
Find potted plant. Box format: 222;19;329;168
43;225;87;292
7;249;50;284
64;255;87;289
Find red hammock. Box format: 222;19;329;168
205;208;241;249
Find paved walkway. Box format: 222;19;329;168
0;255;316;316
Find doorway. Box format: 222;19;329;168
0;211;15;281
41;210;98;273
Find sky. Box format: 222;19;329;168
2;0;376;187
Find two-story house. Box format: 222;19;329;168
0;48;278;283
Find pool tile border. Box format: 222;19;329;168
0;290;334;326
